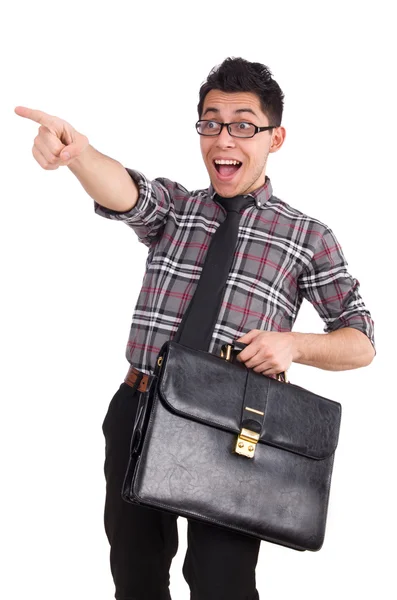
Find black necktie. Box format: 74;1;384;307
174;194;254;351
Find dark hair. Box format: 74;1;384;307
198;57;284;126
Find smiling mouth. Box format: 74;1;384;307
213;160;242;177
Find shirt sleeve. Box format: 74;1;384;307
93;168;173;247
298;226;375;349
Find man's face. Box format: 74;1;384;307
199;90;285;198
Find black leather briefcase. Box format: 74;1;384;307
122;340;342;552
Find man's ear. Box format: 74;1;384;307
269;127;286;153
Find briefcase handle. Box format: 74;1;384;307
220;342;289;383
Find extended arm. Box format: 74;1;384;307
68;145;139;212
14;106;139;211
15;106;172;246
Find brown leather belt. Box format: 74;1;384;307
124;365;150;392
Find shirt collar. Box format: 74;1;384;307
207;175;273;210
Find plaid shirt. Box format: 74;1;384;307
94;168;375;374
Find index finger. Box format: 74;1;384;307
237;343;260;362
14;106;54;127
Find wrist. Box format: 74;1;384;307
289;332;303;363
67;144;92;173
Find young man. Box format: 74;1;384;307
15;57;375;600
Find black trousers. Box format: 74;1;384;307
102;381;261;600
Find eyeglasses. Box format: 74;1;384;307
196;120;278;138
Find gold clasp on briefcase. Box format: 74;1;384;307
235;428;260;458
220;344;259;458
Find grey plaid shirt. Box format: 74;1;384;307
94;168;375;374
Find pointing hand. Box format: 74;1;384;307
15;106;89;169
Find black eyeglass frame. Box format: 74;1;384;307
195;120;278;138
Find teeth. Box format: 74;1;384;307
214;159;241;166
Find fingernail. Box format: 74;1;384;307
62;152;70;160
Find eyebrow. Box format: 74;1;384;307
202;107;259;119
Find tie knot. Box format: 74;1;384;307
214;194;253;214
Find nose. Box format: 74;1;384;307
216;125;236;148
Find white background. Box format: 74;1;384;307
1;1;395;598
